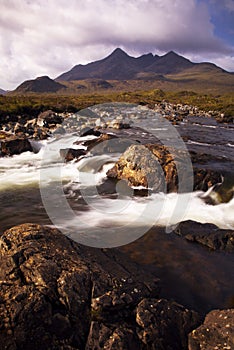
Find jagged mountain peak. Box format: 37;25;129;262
56;48;197;81
108;47;129;57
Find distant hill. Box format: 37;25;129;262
0;88;6;95
13;76;66;93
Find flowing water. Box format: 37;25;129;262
0;104;233;314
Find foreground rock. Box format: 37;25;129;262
188;309;234;350
176;221;234;252
0;223;201;350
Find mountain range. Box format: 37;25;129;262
10;48;234;94
56;48;224;80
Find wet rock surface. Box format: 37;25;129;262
176;221;234;252
0;223;203;350
37;110;64;127
60;148;86;162
86;298;200;350
0;131;33;156
0;109;66;143
153;101;232;124
188;309;234;350
106;143;222;192
106;144;182;192
135;298;200;350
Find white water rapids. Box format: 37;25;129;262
0;134;233;241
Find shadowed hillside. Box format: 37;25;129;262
13;76;66;94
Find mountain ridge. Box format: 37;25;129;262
9;48;234;94
56;48;159;81
56;48;230;82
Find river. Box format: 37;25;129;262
0;103;233;314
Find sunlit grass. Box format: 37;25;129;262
0;88;233;120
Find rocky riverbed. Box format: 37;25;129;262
0;103;233;349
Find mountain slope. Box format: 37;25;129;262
0;88;6;95
145;51;194;74
13;76;66;93
57;48;158;81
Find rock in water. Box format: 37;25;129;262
60;148;86;162
175;221;234;252
0;223;201;350
0;131;33;156
107;144;191;192
188;309;234;350
37;110;64;127
107;143;223;193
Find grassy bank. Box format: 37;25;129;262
0;89;233;119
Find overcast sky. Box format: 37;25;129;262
1;0;234;90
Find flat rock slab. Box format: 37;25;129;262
176;221;234;252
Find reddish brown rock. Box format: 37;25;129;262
0;223;203;350
136;298;200;350
0;223;160;349
107;143;191;192
107;143;223;193
193;168;222;192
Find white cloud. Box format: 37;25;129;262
0;0;233;90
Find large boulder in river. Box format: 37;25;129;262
0;131;33;156
188;308;234;350
0;223;201;349
107;144;223;192
107;144;192;192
